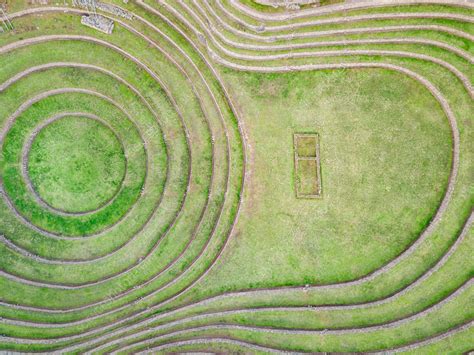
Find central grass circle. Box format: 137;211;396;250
27;116;126;214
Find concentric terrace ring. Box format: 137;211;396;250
21;112;128;216
0;35;232;291
1;89;149;238
0;1;471;353
0;1;244;339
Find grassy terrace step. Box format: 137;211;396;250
0;44;187;262
183;3;474;57
1;85;152;238
73;224;472;351
79;213;471;335
192;3;474;43
0;0;471;352
202;1;474;36
169;1;470;69
402;322;474;354
0;19;228;298
93;281;473;353
223;1;474;25
0;1;244;348
139;326;474;355
188;2;474;58
176;2;474;74
0;50;166;255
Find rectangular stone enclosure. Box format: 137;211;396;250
294;133;322;198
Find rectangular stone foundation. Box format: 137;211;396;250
294;133;322;198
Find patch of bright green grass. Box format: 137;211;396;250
28;116;126;213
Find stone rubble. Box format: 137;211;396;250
73;0;133;20
254;0;320;9
81;14;114;34
96;2;133;20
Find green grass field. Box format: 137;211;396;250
0;0;472;353
28;115;127;213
